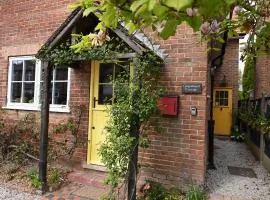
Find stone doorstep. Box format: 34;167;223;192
67;170;108;189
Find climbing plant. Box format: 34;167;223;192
37;35;133;65
98;52;163;192
242;55;255;99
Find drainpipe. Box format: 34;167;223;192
208;65;216;169
208;11;233;169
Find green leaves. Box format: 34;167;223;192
163;0;193;11
83;7;97;17
185;16;202;32
148;0;156;11
160;18;179;39
102;4;118;28
130;0;146;12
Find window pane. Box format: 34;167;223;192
100;63;114;83
220;91;225;99
55;67;68;80
98;84;113;104
24;60;36;81
115;62;130;80
224;91;228;98
11;83;22;103
53;82;67;105
12;60;23;81
224;99;228;106
23;83;35;103
220;99;224;106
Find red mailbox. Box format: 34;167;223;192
159;96;179;116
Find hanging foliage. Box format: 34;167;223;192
242;55;255;99
99;51;163;191
37;36;133;66
68;0;270;61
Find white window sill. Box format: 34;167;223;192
3;104;70;113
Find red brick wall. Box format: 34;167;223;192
255;52;270;99
214;39;239;111
0;0;75;104
139;25;208;186
0;1;209;187
0;0;90;160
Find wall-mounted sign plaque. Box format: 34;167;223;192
182;83;202;94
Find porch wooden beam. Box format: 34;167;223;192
113;28;144;55
73;53;137;62
48;9;83;50
39;61;52;193
114;53;137;59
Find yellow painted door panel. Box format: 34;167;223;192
213;88;232;136
87;61;130;165
88;61;110;165
90;109;108;165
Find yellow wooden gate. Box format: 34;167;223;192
87;61;130;165
213;88;233;136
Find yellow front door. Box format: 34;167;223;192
87;61;130;165
213;88;233;136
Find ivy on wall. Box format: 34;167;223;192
37;36;133;66
242;55;255;99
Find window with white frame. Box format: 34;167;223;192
7;56;70;112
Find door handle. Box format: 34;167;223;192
93;97;98;108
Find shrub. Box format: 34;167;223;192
48;168;61;185
26;167;42;189
185;186;207;200
139;182;185;200
0;105;84;165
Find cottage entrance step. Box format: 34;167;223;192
42;170;108;200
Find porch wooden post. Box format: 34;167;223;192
39;61;51;193
260;94;266;163
128;115;139;200
128;59;139;200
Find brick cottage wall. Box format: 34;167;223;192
214;39;239;111
0;1;210;187
255;52;270;99
139;25;209;186
0;0;91;160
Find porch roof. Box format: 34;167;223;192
37;8;167;60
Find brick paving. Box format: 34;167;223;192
42;169;247;200
42;170;108;200
42;183;85;200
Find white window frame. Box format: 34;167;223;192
5;56;71;113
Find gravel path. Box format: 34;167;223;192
0;184;40;200
206;138;270;200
